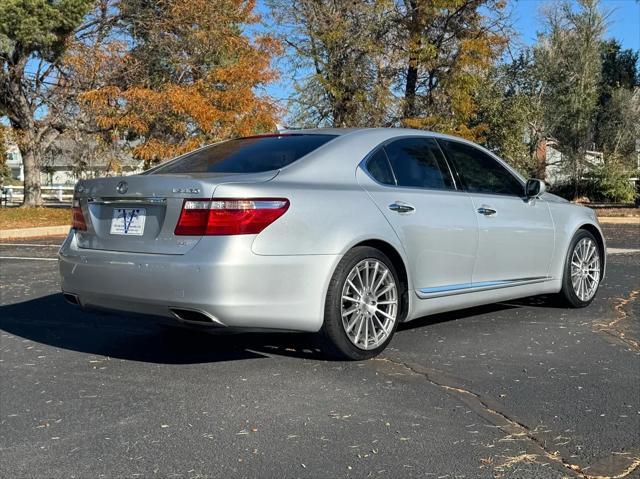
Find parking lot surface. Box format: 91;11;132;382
1;225;639;478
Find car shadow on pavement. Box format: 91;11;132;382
0;293;324;364
397;293;569;332
0;293;564;364
397;303;518;332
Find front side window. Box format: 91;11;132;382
151;134;337;174
383;138;454;190
439;140;524;196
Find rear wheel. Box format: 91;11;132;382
321;246;401;360
559;230;602;308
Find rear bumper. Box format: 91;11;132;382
58;232;340;332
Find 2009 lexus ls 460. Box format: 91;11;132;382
59;128;606;360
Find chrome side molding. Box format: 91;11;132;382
417;277;551;299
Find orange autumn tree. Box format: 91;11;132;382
79;0;281;167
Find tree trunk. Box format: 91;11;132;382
402;0;421;120
404;61;418;119
3;53;44;207
572;153;580;200
20;139;43;207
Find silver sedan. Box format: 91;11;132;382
59;128;605;360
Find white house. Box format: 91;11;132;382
5;142;24;181
3;135;143;186
544;144;605;185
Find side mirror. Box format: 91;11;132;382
525;179;546;198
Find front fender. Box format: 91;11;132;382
548;203;606;280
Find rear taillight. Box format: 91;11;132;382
174;198;289;236
71;199;87;231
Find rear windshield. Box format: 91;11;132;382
151;134;337;174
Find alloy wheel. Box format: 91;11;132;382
570;237;600;302
340;259;398;350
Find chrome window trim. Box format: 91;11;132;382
433;139;458;190
464;190;546;203
436;138;526;198
416;276;552;299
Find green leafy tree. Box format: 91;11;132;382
474;52;545;177
267;0;396;127
599;39;638;90
268;0;508;137
534;0;605;195
0;0;94;206
594;40;639;169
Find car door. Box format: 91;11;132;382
438;139;555;285
357;137;478;293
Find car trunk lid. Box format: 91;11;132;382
73;171;277;255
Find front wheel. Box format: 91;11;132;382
559;230;602;308
321;246;401;360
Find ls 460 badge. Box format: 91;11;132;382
172;187;201;194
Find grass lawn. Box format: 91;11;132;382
0;207;70;230
595;207;639;217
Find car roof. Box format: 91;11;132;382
275;127;527;186
278;127;461;142
277;127;364;136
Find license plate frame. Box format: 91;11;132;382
110;208;147;236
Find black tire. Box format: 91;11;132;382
558;229;602;308
320;246;402;360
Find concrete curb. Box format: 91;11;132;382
597;217;640;225
0;225;70;240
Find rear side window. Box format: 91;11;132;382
439;140;523;196
152;134;337;174
383;138;454;190
365;149;395;185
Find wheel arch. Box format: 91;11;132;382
576;223;607;279
350;239;411;322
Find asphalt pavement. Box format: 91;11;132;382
1;225;638;479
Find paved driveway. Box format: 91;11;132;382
1;224;638;478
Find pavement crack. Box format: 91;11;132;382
603;459;640;479
373;356;640;479
596;289;640;351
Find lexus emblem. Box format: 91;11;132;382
116;181;128;194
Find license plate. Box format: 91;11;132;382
110;208;146;236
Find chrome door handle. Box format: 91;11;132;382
477;206;497;216
389;202;415;214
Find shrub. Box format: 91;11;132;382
550;166;636;203
587;166;636;202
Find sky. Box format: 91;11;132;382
259;0;640;111
512;0;640;49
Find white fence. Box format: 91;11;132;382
1;185;74;205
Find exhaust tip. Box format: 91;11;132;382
169;308;224;327
63;293;80;305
